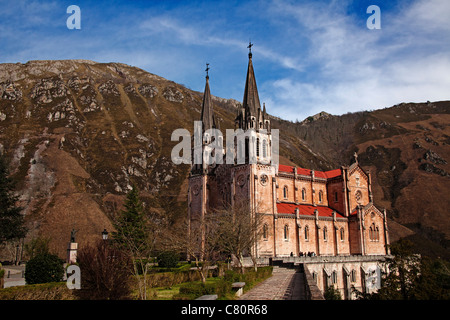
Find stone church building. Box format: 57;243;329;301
187;47;391;299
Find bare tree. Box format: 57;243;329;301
213;199;265;273
164;216;221;284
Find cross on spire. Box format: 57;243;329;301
205;63;210;78
248;40;253;58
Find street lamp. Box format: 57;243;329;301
102;229;109;240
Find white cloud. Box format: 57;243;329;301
258;0;450;121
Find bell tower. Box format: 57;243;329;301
234;42;272;165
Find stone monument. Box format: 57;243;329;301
67;229;78;264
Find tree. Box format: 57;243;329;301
24;237;51;259
0;153;27;245
164;216;220;284
213;200;265;273
25;253;64;284
112;185;149;251
76;240;132;300
324;285;342;300
112;185;164;299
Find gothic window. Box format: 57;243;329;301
263;224;268;240
323;227;328;241
340;228;345;241
351;270;357;283
256;138;260;157
305;226;309;241
318;190;323;203
284;225;289;241
262;139;267;158
356;177;360;187
355;190;362;203
369;223;379;242
302;188;306;201
283;186;288;199
332;271;338;284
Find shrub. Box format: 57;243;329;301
75;240;132;300
324;286;342;300
174;281;217;300
25;253;64;284
157;251;180;268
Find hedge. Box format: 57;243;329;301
0;282;75;300
173;266;273;300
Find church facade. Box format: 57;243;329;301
187;48;390;299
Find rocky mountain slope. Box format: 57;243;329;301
0;60;448;260
0;60;327;258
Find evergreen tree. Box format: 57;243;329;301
112;185;148;251
111;185;156;299
0;153;27;244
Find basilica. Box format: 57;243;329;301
187;47;391;299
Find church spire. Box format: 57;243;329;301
200;63;215;131
242;41;261;127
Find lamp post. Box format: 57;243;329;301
102;229;109;241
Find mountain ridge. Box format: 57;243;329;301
0;59;448;260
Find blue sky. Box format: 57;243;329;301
1;0;449;121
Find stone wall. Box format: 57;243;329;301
304;265;325;300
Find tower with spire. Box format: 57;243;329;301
234;42;272;165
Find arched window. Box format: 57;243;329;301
256;138;260;157
323;227;328;241
351;270;357;283
262;139;267;158
369;223;379;242
318;190;323;203
263;224;268;240
305;226;309;241
302;188;306;201
355;190;362;203
340;228;345;241
284;225;289;240
283;186;288;199
332;271;338;284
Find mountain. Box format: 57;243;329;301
0;60;448;260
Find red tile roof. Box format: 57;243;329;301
276;202;345;218
278;165;342;179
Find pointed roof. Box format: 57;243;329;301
242;49;261;119
200;74;215;131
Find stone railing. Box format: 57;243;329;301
268;254;390;265
303;266;324;300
